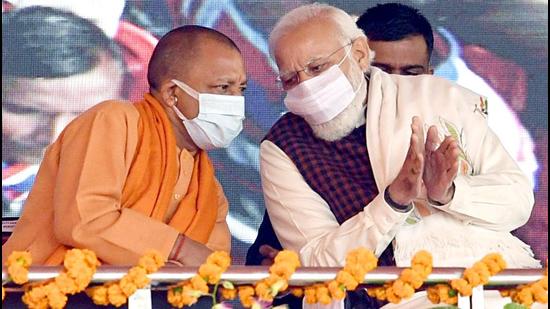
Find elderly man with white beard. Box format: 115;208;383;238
260;3;540;308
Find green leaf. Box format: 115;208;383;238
173;286;183;294
448;289;457;297
222;281;235;290
504;303;529;309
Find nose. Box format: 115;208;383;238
52;113;78;141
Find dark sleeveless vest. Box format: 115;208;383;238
264;112;395;266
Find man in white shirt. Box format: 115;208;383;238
260;3;539;307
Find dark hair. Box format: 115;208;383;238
147;25;241;90
2;6;124;78
356;3;434;58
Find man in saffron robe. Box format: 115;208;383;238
2;25;248;266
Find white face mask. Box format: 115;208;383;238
171;79;245;150
283;49;364;125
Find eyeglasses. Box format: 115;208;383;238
276;41;353;90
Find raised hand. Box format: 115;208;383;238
387;116;425;206
423;125;460;204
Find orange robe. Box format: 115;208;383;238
2;95;230;265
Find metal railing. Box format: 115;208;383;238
2;266;544;309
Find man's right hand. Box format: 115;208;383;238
169;234;213;266
387;116;425;206
258;244;280;266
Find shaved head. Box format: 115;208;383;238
147;25;240;90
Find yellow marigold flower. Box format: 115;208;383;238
265;276;288;294
335;270;358;291
138;250;165;274
238;286;255;308
167;284;199;308
304;286;317;304
463;268;482;287
290;287;304;298
411;250;432;268
43;282;67;309
451;278;472;296
7;251;32;268
366;287;383;299
87;285;110;305
540;275;548;290
198;263;223;285
8;264;29;285
190;275;209;294
274;250;301;269
220;287;237;300
206;251;232;271
426;285;441;304
328;280;346;300
411;263;432;279
2;286;5;301
55;272;79;295
22;285;49;309
392;279;414;299
119;278;138;298
269;262;296;280
107;283;128;307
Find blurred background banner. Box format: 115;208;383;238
2;0;547;264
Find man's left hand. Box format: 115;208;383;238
423;125;459;204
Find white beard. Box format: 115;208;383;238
310;77;367;142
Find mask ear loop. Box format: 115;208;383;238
171;96;189;121
172;79;200;100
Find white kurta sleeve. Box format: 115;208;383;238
433;117;534;233
260;141;412;267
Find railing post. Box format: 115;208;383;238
470;285;485;309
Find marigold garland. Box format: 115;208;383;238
303;248;378;305
367;250;432;304
85;250;164;307
500;264;548;308
21;249;100;309
167;251;232;308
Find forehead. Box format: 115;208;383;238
369;35;429;66
180;42;246;82
3;56;124;112
273;19;344;70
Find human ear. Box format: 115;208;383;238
159;80;179;107
351;37;371;72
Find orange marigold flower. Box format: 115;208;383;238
274;250;301;269
7;251;32;268
43;282;67;309
482;253;506;275
167;284;200;308
127;266;151;288
400;268;424;289
2;286;5;301
345;248;377;272
238;286;255;308
255;281;273;301
385;286;401;304
220;287;237;300
531;283;547;303
198;263;223;285
343;264;367;283
392;279;414;299
269;262;296;281
55;273;79;295
472;262;491;285
328;280;346;300
138;250;165;274
411;250;432;268
290;287;304;298
107;283;128;307
190;275;209;294
451;278;473;296
463;268;482;287
22;284;49;309
206;251;232;271
8;264;29;285
87;285;110;305
335;270;358;291
304;286;317;304
516;286;535;307
315;285;332;305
